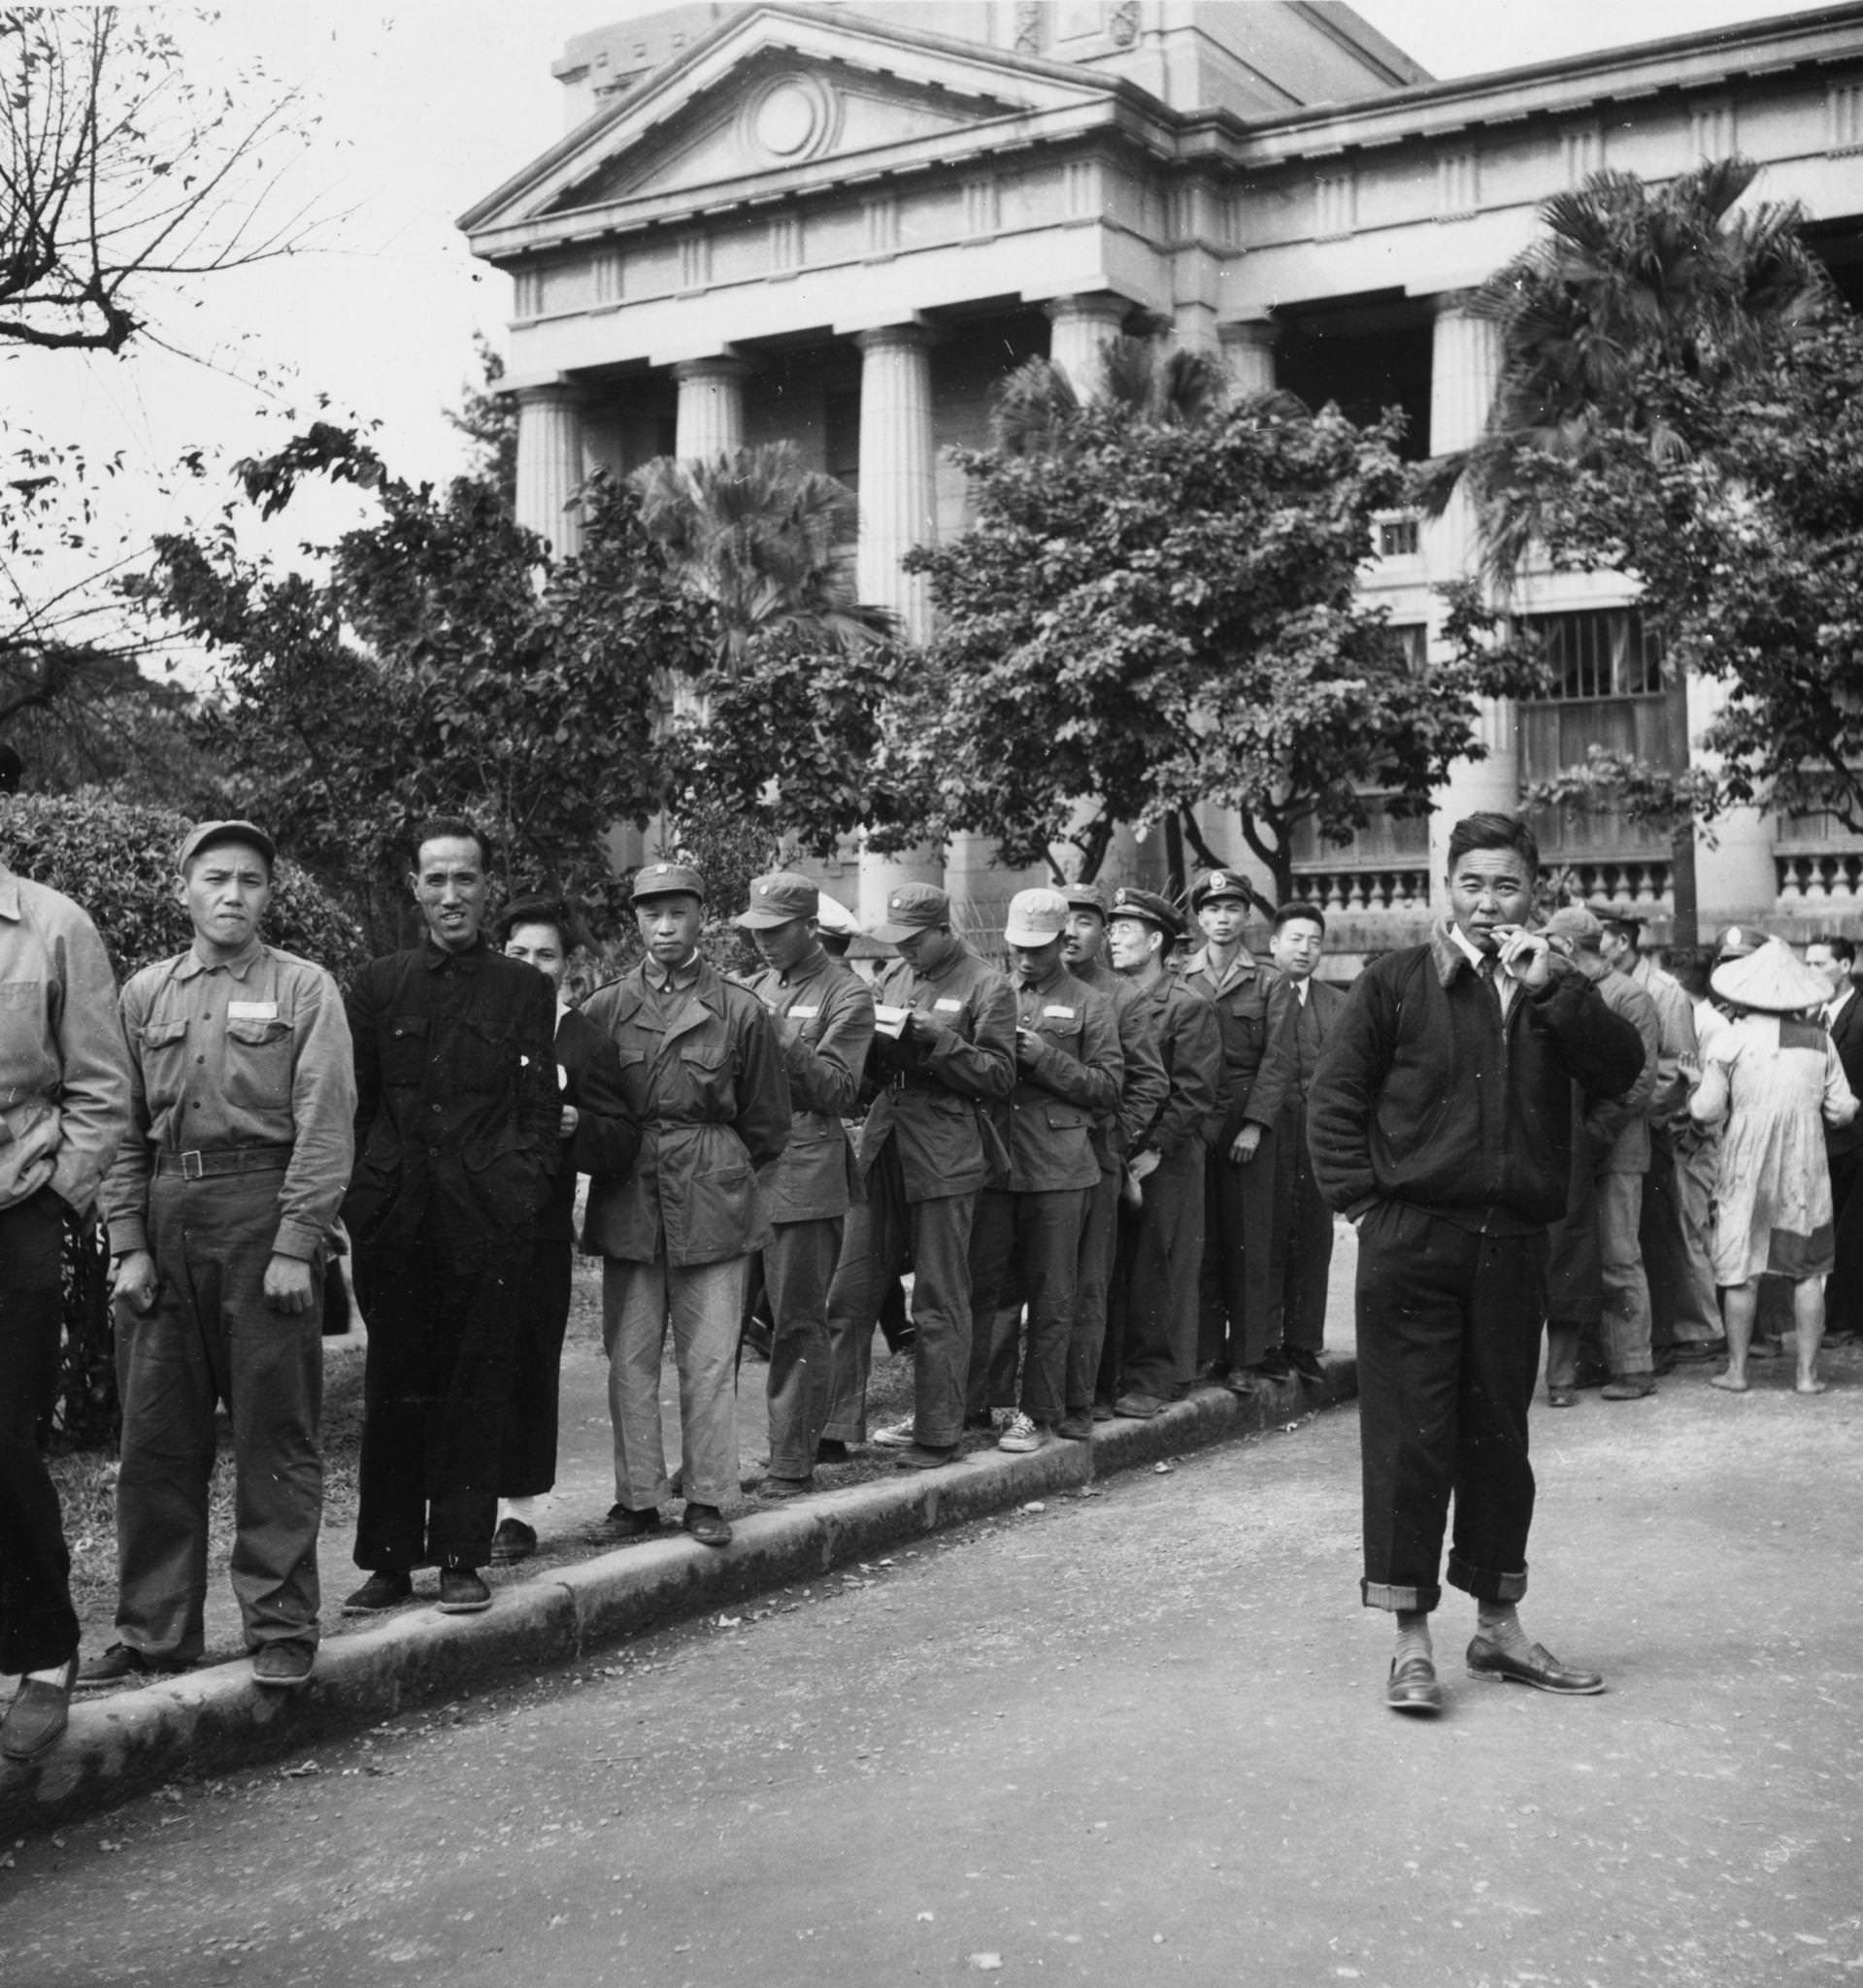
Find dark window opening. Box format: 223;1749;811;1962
1275;293;1435;461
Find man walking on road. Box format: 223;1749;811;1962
737;872;875;1499
1311;813;1643;1715
582;863;790;1548
0;743;131;1763
824;883;1015;1472
342;819;560;1617
1099;889;1221;1418
86;820;354;1694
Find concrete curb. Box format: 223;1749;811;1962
0;1356;1355;1835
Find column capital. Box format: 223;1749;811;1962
1218;318;1280;350
853;320;934;354
514;381;581;410
671;352;756;385
1045;290;1132;332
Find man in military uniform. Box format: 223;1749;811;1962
1181;869;1299;1392
964;888;1122;1451
1099;888;1222;1417
822;882;1015;1471
582;863;790;1548
84;820;354;1693
736;872;875;1498
342;818;560;1617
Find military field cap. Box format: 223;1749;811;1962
737;870;819;930
1061;882;1108;919
1189;868;1252;912
178;818;276;873
1716;923;1762;960
1003;887;1071;946
1711;935;1829;1015
631;860;706;904
0;741;20;795
1107;885;1182;941
1543;905;1603;948
869;881;951;944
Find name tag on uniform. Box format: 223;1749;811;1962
1042;1005;1077;1019
789;1005;821;1020
934;998;963;1013
227;1001;278;1021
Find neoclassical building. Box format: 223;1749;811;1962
462;0;1863;962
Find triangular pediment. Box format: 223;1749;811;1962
462;3;1133;246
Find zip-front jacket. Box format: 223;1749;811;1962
742;945;875;1225
993;962;1122;1194
1309;919;1645;1235
581;956;790;1266
1125;972;1222;1163
857;939;1015;1202
536;1004;640;1246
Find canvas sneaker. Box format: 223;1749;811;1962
997;1411;1045;1453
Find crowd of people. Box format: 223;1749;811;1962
1;769;1858;1756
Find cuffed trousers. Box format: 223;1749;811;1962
762;1217;843;1479
0;1189;79;1676
116;1172;324;1660
1355;1203;1547;1613
1103;1138;1206;1403
603;1250;748;1511
966;1186;1089;1424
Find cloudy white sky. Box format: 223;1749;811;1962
7;0;1824;559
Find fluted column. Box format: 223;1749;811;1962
514;384;584;557
1424;293;1516;900
1046;292;1130;400
1219;320;1279;396
1688;671;1777;927
674;356;750;464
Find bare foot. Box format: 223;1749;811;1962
1795;1375;1829;1395
1710;1370;1751;1393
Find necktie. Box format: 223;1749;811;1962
1477;954;1504;1022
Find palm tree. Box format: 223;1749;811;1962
630;441;893;673
990;334;1231;455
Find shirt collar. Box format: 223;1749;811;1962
778;944;831;989
1438;919;1489;987
425;934;488;971
1830;984;1855;1022
1017;960;1068;998
177;937;265;981
645;952;703;993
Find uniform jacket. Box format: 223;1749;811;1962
581;957;791;1266
992;962;1122;1194
106;939;357;1262
743;946;876;1224
1824;987;1863;1160
1285;977;1348;1103
857;939;1015;1202
1581;966;1660;1176
1071;955;1169;1167
1179;944;1299;1147
1624;952;1698;1127
537;1004;640;1246
343;937;560;1266
0;863;131;1216
1126;972;1222;1163
1309;919;1645;1235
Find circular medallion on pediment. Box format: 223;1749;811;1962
743;72;837;165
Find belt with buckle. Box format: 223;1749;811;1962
155;1143;294;1181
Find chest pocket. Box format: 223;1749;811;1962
383;1014;430;1087
457;1016;514;1095
137;1016;190;1105
225;1016;294;1115
677;1042;736;1117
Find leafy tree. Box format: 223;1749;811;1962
135;424;718;947
445;334;518;514
897;358;1494;900
0;8;311;354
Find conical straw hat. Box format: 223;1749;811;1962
1709;935;1829;1015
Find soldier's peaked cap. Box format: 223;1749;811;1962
868;881;950;944
1189;868;1252;911
1107;886;1181;940
736;871;818;930
631;861;706;903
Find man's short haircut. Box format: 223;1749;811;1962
1445;812;1539;878
410;815;493;873
1664;945;1715;1001
1601;914;1644;950
1810;933;1857;968
1272;900;1327;939
497;894;582;953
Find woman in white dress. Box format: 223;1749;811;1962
1686;937;1858;1395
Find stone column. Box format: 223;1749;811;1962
1423;293;1516;900
674;356;750;464
1219;320;1279;396
514;383;584;557
855;323;943;919
1046;292;1130;400
1688;671;1778;929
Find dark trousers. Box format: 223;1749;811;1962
1102;1138;1206;1403
1642;1124;1721;1347
499;1238;574;1498
1281;1099;1332;1354
116;1173;325;1660
762;1216;844;1478
1828;1148;1863;1340
1355;1203;1547;1613
966;1186;1089;1424
1067;1167;1121;1414
1198;1128;1283;1370
354;1237;521;1572
0;1190;79;1676
823;1141;975;1449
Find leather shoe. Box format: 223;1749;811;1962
1546;1385;1578;1408
1601;1375;1656;1401
1672;1338;1728;1363
893;1441;957;1471
438;1567;492;1613
1466;1635;1604;1695
1384;1654;1442;1716
815;1439;852;1465
682;1504;732;1547
1055;1411;1094;1441
75;1642;192;1688
490;1517;537;1564
252;1641;316;1691
2;1656;77;1762
604;1504;662;1541
1113;1392;1165;1419
341;1572;414;1615
1286;1347;1327;1386
757;1474;814;1500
